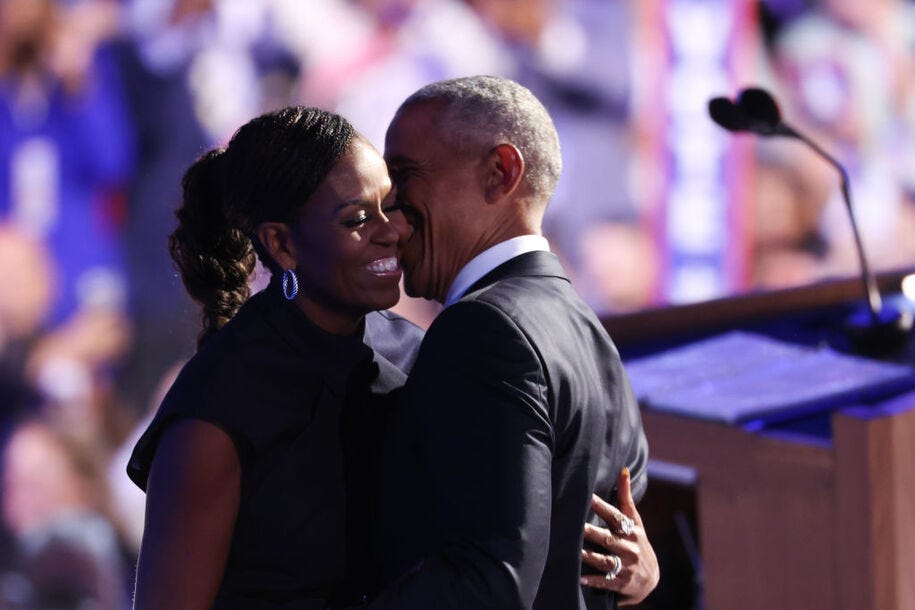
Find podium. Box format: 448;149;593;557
603;270;915;610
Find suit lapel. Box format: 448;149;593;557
464;250;570;295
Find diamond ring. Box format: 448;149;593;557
604;554;623;580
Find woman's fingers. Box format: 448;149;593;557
590;492;635;537
616;467;643;527
581;468;660;604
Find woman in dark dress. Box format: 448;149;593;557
126;107;419;609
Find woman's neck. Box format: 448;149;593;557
294;296;364;336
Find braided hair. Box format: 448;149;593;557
168;107;355;348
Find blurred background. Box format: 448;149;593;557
0;0;913;607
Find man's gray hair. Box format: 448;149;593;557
399;75;562;201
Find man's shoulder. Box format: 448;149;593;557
427;297;516;337
451;271;620;365
462;271;587;325
416;298;541;370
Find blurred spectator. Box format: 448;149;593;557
748;137;833;288
23;303;134;451
0;225;54;420
0;2;142;510
0;226;54;347
296;0;511;149
117;0;306;410
0;419;128;609
767;0;915;280
576;220;660;313
468;0;647;313
0;0;135;327
115;0;210;413
106;361;181;558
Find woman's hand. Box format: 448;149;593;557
580;468;660;606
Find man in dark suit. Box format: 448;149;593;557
369;76;654;609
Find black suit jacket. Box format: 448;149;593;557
369;251;648;610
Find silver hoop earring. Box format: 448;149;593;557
282;268;299;300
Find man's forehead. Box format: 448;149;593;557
388;100;445;139
385;123;436;167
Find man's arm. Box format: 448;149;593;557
370;301;553;609
615;366;649;503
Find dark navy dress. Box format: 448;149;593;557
127;282;423;609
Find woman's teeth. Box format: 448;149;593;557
366;257;399;274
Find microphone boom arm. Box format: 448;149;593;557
779;123;884;322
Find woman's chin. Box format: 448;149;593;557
375;288;403;312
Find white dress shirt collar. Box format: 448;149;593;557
443;235;550;307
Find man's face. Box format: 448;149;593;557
384;101;483;302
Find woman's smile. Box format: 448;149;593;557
364;256;402;277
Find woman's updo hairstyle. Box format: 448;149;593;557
169;106;356;348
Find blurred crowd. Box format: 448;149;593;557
0;0;913;607
752;0;915;288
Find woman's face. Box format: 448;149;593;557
290;137;409;333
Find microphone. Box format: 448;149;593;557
708;97;749;132
709;88;794;136
708;87;913;355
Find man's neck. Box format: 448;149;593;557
442;234;550;307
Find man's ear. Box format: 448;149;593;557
256;222;298;271
483;143;524;203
